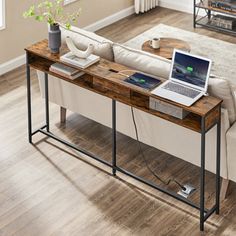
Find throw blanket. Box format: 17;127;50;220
135;0;159;14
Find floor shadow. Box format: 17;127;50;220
30;112;227;232
32;140;220;233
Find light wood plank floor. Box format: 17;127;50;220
1;7;236;236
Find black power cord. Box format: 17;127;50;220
131;107;186;191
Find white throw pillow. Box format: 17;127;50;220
113;43;171;79
208;77;236;124
61;26;114;61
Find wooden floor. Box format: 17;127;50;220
1;7;236;236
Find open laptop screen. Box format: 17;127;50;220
171;51;210;89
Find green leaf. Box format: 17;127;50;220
65;23;71;29
45;1;53;8
35;15;44;21
30;7;35;15
56;0;63;4
23;6;35;18
23;0;80;27
56;7;63;15
48;17;55;25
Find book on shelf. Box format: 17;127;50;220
60;52;100;69
49;63;85;80
209;0;236;13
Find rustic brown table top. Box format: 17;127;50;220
142;38;191;60
25;39;222;133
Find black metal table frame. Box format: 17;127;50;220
26;54;221;231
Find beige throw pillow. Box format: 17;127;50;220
61;26;114;61
113;43;171;79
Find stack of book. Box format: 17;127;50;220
60;52;100;69
49;63;85;80
209;0;236;13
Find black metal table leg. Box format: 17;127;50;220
216;106;221;214
112;100;117;176
26;53;32;143
193;0;196;28
207;9;211;20
45;73;50;132
200;117;206;231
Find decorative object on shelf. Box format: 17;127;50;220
23;0;81;53
135;0;159;14
48;24;61;53
210;14;236;30
65;36;94;58
60;51;100;69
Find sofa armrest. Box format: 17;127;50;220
226;119;236;182
222;108;230;133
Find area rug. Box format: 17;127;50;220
125;24;236;86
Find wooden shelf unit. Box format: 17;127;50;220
194;0;236;35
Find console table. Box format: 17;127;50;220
25;39;222;231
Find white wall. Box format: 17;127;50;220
0;0;5;29
159;0;193;13
0;0;133;64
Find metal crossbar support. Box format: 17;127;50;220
38;128;112;168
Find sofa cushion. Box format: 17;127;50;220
113;43;171;79
208;77;236;124
61;26;114;61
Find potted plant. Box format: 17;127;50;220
23;0;80;53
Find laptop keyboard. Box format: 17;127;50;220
163;82;201;99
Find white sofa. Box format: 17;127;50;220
37;26;236;197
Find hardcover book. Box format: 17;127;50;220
50;68;85;80
210;0;236;12
50;62;81;76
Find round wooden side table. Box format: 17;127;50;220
142;38;191;60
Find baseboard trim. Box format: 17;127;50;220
0;5;135;76
0;55;26;76
159;0;192;14
84;6;135;32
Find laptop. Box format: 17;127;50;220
151;49;212;106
